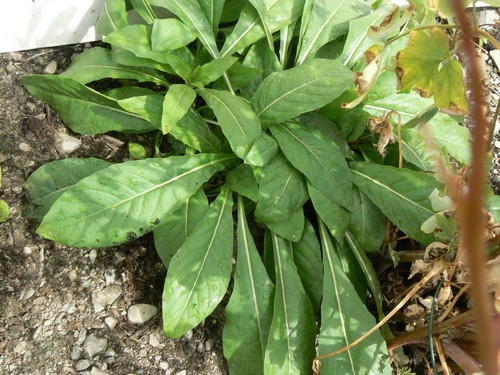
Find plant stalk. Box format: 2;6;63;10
450;2;498;374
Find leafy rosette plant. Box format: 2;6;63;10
20;0;488;373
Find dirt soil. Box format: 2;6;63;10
0;44;228;375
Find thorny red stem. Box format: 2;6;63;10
450;2;498;374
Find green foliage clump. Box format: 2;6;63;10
20;0;496;373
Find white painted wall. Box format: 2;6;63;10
0;0;105;53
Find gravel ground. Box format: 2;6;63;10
0;12;498;374
0;45;228;375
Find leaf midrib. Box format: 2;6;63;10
351;168;434;215
320;223;356;373
297;0;345;64
71;156;231;223
239;202;266;355
272;234;293;374
177;188;231;326
257;77;324;118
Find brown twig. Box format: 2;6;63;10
450;2;498;374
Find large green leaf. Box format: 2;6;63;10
129;0;156;23
117;94;221;152
199;89;261;159
20;75;156;134
244;132;279;167
226;164;259;202
223;196;274;375
271;122;353;210
290;219;323;313
249;0;305;49
198;0;225;33
190;57;238;88
153;189;209;268
266;207;305;243
255;153;308;224
350;162;439;245
37;154;235;247
318;221;391;375
160;0;220;58
161;84;197;134
151;18;197;51
400;127;436;171
345;231;392;340
111;47;172;73
264;234;316;375
61;47;168;86
332;235;368;302
308;183;351;243
296;0;372;64
95;0;128;36
163;186;234;338
105;25;169;63
221;3;264;57
348;187;385;252
23;158;111;221
251;59;353;126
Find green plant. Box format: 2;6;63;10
20;0;499;373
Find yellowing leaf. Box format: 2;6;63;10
397;28;468;113
434;59;469;113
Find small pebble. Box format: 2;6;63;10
83;333;108;358
104;268;116;284
183;330;193;340
26;102;36;111
91;367;108;375
196;343;204;353
92;285;122;313
89;249;97;263
55;132;82;154
22;246;32;255
68;269;78;281
104;316;117;330
205;339;215;352
19;142;32;152
43;60;58;74
148;333;160;347
159;361;169;370
127;304;158;324
76;359;93;371
70;346;82;361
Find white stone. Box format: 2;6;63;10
83;333;108;358
43;60;58;74
68;270;78;281
91;367;108;375
159;361;169;370
104;269;116;284
70;346;82;360
89;249;97;263
104;316;117;330
148;333;160;347
127;304;158;324
22;246;32;255
92;285;122;313
19;142;32;152
54;132;82;154
76;359;93;371
183;330;193;340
